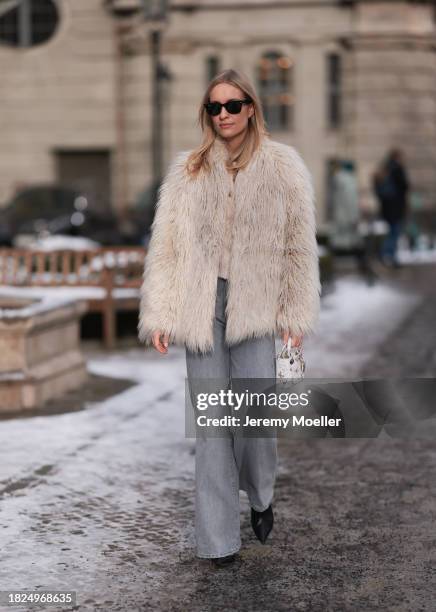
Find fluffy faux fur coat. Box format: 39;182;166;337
138;136;321;354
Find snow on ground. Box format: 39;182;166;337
0;285;139;306
14;235;101;251
0;351;188;485
303;275;420;378
0;353;196;598
0;273;425;604
397;247;436;264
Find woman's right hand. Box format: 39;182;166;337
152;331;169;354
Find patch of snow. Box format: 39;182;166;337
15;235;101;251
302;275;420;378
0;284;90;318
0;285;140;305
397;248;436;265
358;219;389;236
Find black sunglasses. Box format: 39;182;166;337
204;98;253;116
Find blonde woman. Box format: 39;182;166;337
138;69;320;567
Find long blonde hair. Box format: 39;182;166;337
185;68;270;178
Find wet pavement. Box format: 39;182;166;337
1;263;435;611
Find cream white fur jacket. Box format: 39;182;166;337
138;136;321;354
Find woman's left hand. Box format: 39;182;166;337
282;331;303;347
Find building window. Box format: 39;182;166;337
0;0;59;48
327;52;342;129
206;55;220;84
325;157;341;221
257;50;294;131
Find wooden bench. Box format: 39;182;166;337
0;246;146;349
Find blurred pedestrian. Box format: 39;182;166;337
329;159;374;283
330;159;360;250
373;148;410;267
138;69;320;567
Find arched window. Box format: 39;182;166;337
0;0;59;48
257;51;294;131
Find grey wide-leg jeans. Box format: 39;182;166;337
185;277;277;559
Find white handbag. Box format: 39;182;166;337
276;338;306;382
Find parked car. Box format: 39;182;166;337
121;179;162;245
0;184;126;247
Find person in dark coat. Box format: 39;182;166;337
373;148;409;267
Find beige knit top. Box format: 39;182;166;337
218;167;238;280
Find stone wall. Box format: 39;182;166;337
0;1;116;208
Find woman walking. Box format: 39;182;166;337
138;69;320;567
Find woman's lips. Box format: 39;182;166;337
220;124;233;128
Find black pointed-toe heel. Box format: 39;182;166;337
251;504;274;544
211;553;237;568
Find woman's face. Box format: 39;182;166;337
208;83;254;141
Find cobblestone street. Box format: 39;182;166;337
1;263;435;612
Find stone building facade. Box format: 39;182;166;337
1;0;435;225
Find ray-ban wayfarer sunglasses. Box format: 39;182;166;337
204;98;253;116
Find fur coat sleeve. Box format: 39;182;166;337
275;147;321;338
137;151;189;346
